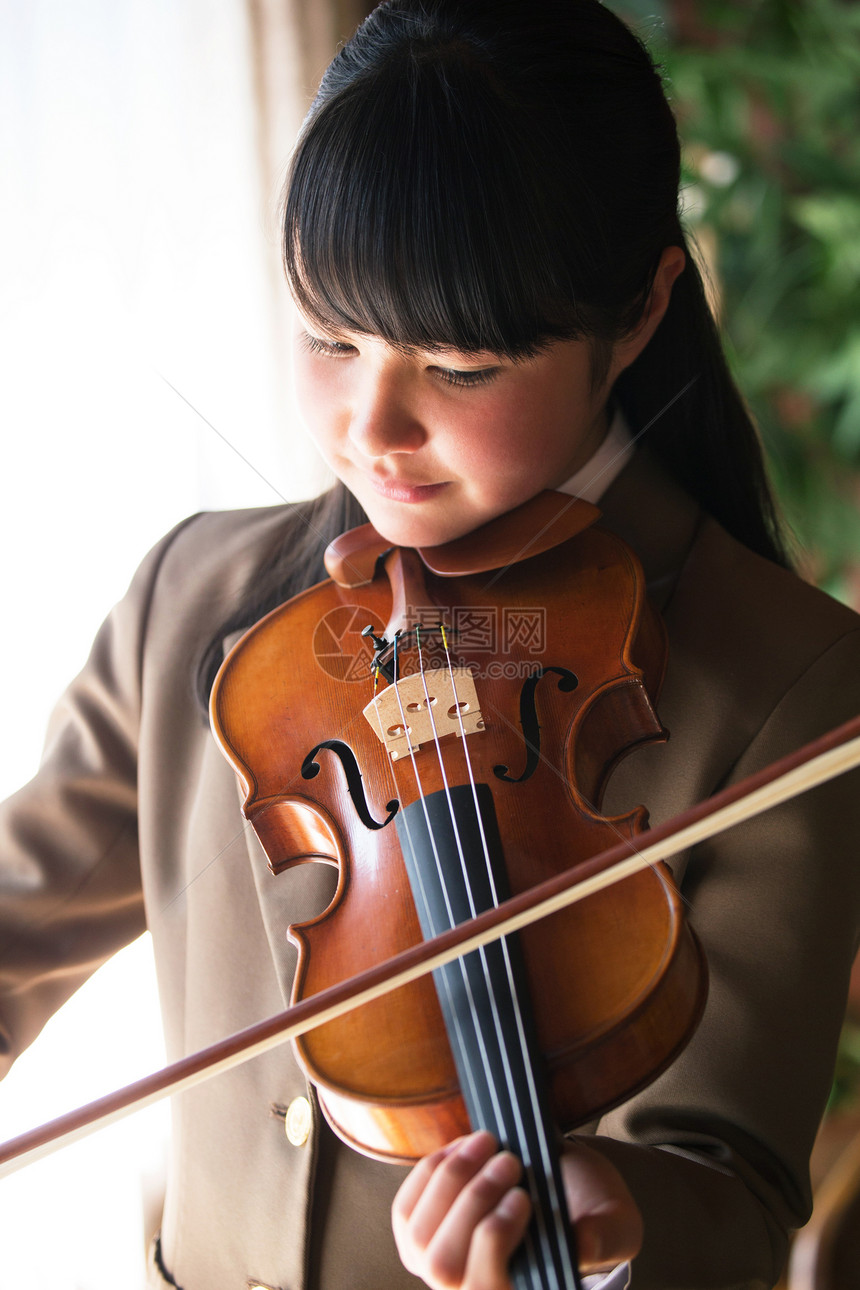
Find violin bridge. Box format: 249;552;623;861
363;667;484;760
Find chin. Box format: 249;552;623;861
362;507;476;551
351;490;444;546
366;517;451;549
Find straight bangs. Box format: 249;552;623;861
284;47;610;359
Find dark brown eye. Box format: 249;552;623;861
434;366;499;388
301;332;355;357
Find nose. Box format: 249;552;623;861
347;367;427;459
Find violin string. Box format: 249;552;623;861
409;631;569;1285
371;629;505;1135
433;637;546;1146
407;627;549;1290
438;628;579;1289
382;630;512;1143
368;637;492;1130
374;626;544;1286
408;630;543;1211
435;635;552;1287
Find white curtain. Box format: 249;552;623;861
0;1;365;1283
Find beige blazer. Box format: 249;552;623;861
1;452;859;1290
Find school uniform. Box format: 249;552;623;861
1;449;859;1290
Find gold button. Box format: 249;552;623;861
285;1095;312;1146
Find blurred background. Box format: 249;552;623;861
615;0;860;606
0;0;858;1285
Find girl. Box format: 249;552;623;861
2;2;859;1288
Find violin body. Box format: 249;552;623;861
211;492;706;1165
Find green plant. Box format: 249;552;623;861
611;0;860;605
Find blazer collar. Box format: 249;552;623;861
597;449;702;613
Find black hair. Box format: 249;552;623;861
287;0;679;365
197;0;789;708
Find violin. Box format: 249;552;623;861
208;489;707;1288
3;491;860;1287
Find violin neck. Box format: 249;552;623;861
397;784;584;1290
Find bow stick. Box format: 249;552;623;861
2;709;860;1180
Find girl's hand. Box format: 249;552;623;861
392;1131;530;1290
391;1130;643;1290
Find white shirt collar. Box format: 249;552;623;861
555;407;633;504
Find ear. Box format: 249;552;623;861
608;245;686;381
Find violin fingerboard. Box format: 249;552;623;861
396;785;583;1290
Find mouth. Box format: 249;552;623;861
365;475;450;504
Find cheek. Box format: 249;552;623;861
291;353;337;445
442;411;517;477
454;388;564;473
291;346;313;414
501;372;598;450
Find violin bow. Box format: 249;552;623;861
2;709;859;1179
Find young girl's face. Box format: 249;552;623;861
292;315;619;549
